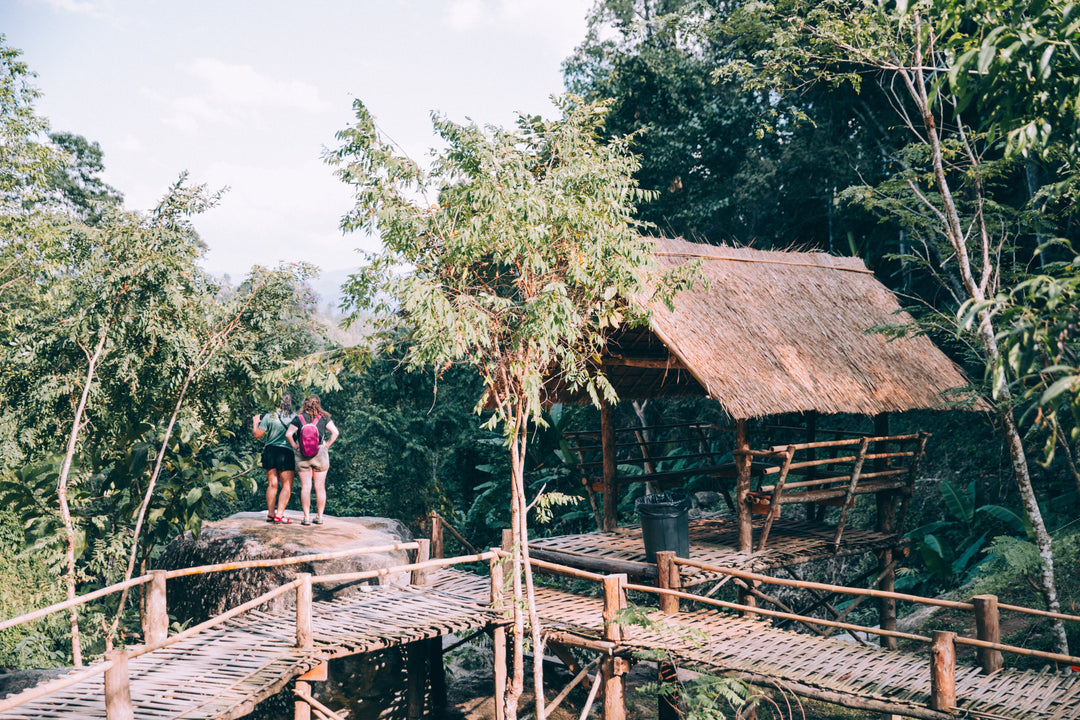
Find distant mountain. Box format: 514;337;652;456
309;267;359;312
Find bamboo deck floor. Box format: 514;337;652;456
530;512;899;586
433;569;1080;720
0;584;498;720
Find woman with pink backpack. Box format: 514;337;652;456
285;395;341;526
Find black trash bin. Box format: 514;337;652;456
635;491;690;563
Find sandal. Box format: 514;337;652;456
301;517;311;526
266;514;275;523
273;515;291;524
313;516;323;525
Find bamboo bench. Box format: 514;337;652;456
743;432;930;551
564;423;736;510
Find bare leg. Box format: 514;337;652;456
274;470;294;518
299;469;313;522
313;470;328;520
265;469;279;518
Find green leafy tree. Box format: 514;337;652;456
45;132;124;224
328;95;694;720
714;0;1070;653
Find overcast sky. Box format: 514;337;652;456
4;0;593;298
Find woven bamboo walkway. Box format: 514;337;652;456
0;584;498;720
530;512;898;585
433;569;1080;720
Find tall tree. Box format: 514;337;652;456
329;95;694;719
716;0;1071;653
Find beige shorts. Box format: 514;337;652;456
294;444;329;473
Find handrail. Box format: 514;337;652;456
674;558;973;611
164;542;421;579
0;574;154;633
622;580;1080;667
674;557;1080;625
0;543;422;633
622;582;931;643
0;550;492;714
312;551;497;585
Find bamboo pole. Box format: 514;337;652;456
296;573;313;650
673;558;974;610
439;515;479;555
491;555;507;720
430;512;444;559
601;399;618;532
756;445;795;551
973;595;1003;674
735;420;753;553
103;649;133;720
544;658;600;719
164;543;420;579
829;436;870;551
656;551;680;615
411;539;431;586
930;631;956;712
601;574;627;720
294;689;346;720
143;570;168;646
0;574;152;633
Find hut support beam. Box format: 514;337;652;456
601;399;618;533
874;414;898;651
735;420;752;554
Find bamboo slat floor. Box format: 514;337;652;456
529;512;900;586
0;584;498;720
432;569;1080;720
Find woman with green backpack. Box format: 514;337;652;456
252;393;297;523
286;395;340;526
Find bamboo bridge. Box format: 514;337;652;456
1;536;1079;720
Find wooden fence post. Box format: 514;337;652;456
655;553;682;720
501;528;515;553
104;649;134;720
601;574;627;720
411;539;431;586
973;595;1003;674
430;512;445;560
656;551;680;615
930;630;956;712
143;570;168;646
295;573;313;720
406;641;426;720
490;556;506;720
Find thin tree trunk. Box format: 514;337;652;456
56;329;109;667
903;18;1068;655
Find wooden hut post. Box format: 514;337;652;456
804;412;819;521
104;649;134;720
873;414;898;650
601;574;627;720
490;556;506;720
929;631;956;712
295;573;313;720
428;636;448;716
143;570;168;646
735;419;753;554
430;512;445;559
601;398;618;532
973;595;1003;674
406;641;427;720
411;539;431;586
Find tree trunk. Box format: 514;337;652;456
903;24;1069;655
56;329;109;666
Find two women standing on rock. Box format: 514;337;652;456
252;394;296;523
286;395;340;526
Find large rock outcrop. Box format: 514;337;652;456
158;511;415;623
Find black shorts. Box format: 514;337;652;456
261;446;295;473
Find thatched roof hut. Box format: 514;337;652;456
600;237;979;418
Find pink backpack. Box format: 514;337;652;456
297;414;321;458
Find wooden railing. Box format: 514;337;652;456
510;548;1080;719
0;542;498;718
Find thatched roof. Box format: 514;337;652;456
598;237;980;418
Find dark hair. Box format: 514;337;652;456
277;393;293;416
300;395;330;420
